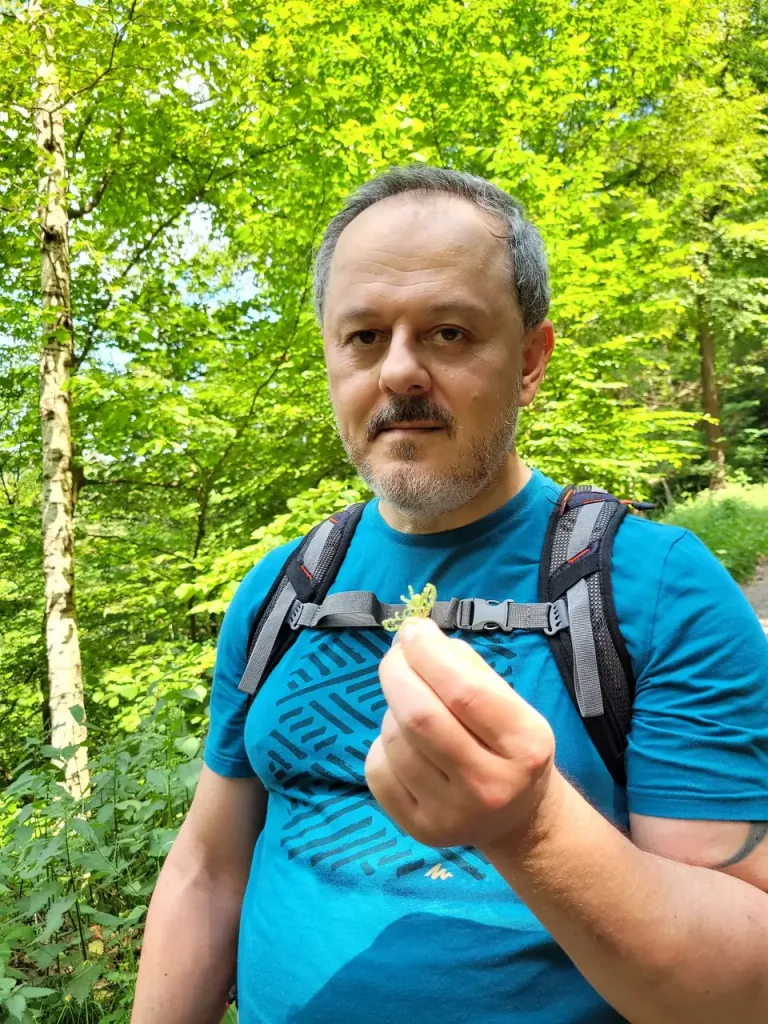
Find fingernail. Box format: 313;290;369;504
399;616;437;645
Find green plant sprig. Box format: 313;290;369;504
382;583;437;633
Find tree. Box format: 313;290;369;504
30;0;88;796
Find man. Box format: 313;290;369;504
132;166;768;1023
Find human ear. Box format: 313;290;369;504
519;320;555;407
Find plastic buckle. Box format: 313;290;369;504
545;598;569;636
288;599;304;631
459;598;512;632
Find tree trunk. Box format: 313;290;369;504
697;296;726;490
33;3;88;798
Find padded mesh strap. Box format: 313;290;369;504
302;518;339;574
566;502;604;717
237;519;338;696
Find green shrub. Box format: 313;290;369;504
0;690;209;1022
660;483;768;584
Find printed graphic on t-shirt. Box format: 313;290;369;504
261;628;516;882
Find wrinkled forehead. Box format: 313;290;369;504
324;193;515;323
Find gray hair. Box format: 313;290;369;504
313;165;550;330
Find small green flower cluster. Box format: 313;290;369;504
382;583;437;633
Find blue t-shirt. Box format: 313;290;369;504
204;470;768;1023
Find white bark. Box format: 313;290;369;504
32;2;88;798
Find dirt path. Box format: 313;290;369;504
742;560;768;634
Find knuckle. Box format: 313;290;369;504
401;706;433;734
477;780;512;813
445;684;481;717
521;723;555;774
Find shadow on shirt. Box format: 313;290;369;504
285;912;626;1024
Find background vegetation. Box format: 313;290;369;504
1;0;766;1019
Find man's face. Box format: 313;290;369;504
322;194;552;519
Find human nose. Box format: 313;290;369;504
378;328;431;396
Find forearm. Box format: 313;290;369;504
131;854;242;1024
483;773;768;1024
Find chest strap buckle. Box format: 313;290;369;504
457;598;514;632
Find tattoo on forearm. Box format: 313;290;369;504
715;822;768;868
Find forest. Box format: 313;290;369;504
1;0;767;1019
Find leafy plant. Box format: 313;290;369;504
660;483;768;583
0;692;207;1021
382;583;438;633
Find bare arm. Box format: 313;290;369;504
484;775;768;1024
131;765;267;1024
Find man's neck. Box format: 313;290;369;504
378;455;532;535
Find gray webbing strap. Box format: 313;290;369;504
566;502;604;717
238;580;297;695
237;519;339;696
287;592;568;634
290;591;402;629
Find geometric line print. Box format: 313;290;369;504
266;628;515;880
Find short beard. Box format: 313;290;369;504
339;391;521;523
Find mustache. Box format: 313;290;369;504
366;397;456;442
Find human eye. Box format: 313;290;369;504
348;329;383;347
432;326;466;344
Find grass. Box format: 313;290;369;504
659;482;768;584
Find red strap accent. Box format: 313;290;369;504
560;488;575;515
567;546;591;565
300;564;313;581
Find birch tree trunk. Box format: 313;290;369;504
32;2;88;798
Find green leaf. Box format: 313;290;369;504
15;881;61;917
64;961;104;1005
69;705;85;725
69;817;98;843
176;758;202;789
4;992;25;1019
180;686;207;702
173;735;200;758
17;986;55;998
79;907;123;927
148;827;178;858
38;895;77;944
122;904;147;924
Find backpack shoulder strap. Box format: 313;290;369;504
539;485;636;787
237;502;366;700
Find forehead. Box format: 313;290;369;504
324;193;517;326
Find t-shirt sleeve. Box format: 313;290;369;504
626;529;768;820
203;541;301;779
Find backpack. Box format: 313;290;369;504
236;485;654;788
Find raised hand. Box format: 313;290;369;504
365;616;559;852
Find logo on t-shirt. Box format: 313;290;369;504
424;863;453;881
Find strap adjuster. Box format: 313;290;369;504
545;598;569;636
457;598;514;632
287;599;304;630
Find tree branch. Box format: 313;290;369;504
81;475;194;491
0;463;15;506
71;107;96;155
55;0;140;110
69;171;113;219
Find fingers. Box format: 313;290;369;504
397;617;545;758
380;708;450;792
364;733;417;816
378;640;499;777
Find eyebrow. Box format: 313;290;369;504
334;300;489;329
